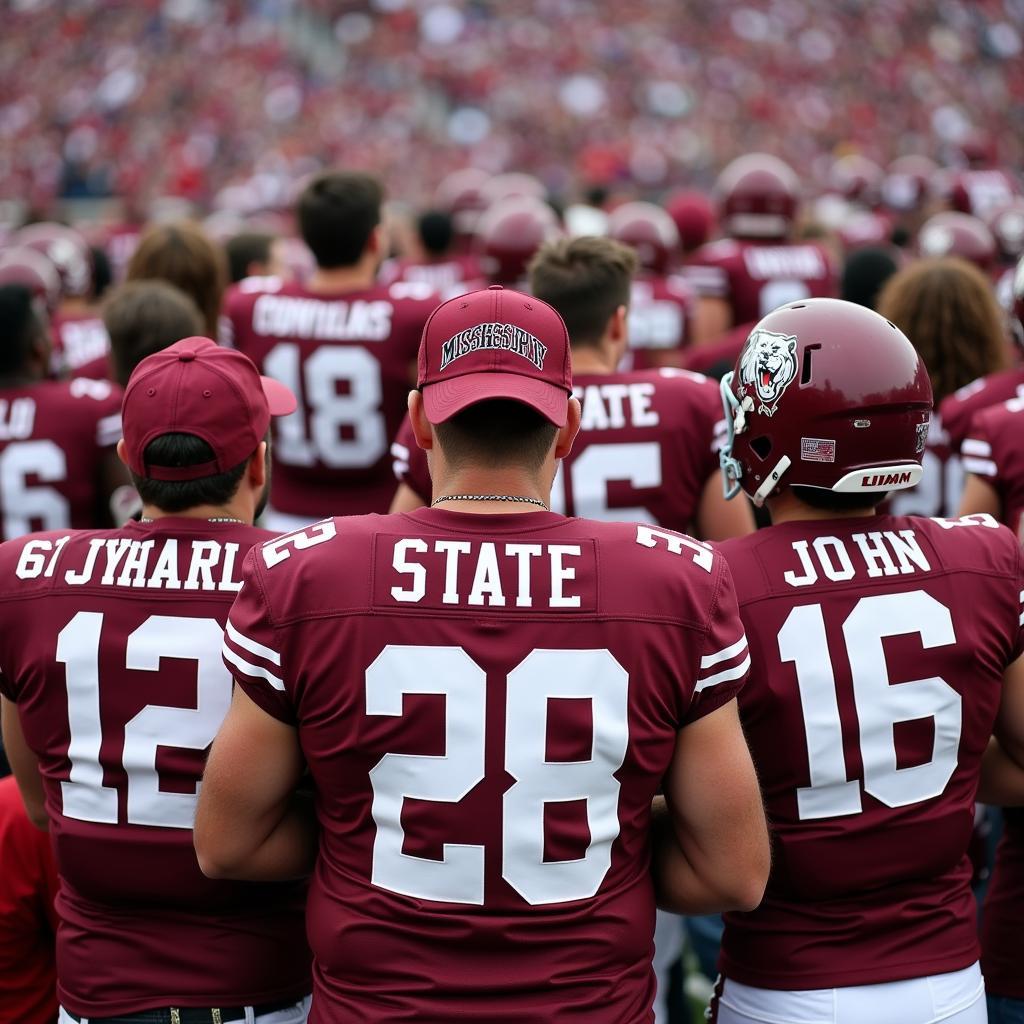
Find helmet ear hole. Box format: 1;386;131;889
750;435;773;460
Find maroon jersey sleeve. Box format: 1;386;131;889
390;414;432;504
0;521;310;1017
223;543;293;724
716;514;1023;990
684;554;749;724
939;367;1024;452
627;275;696;367
963;398;1024;539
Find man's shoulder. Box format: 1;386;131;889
0;527;106;597
940;367;1024;443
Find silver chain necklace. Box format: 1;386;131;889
431;494;549;510
141;516;246;524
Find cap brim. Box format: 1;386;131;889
423;371;569;426
260;375;297;416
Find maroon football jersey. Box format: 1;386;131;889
224;509;749;1023
392;368;723;530
0;518;311;1017
682;238;838;326
887;411;964;519
939;366;1024;454
962;397;1024;538
379;253;484;300
223;276;439;518
625;274;697;370
0;378;121;541
51;310;111;379
716;513;1024;989
950;168;1021;219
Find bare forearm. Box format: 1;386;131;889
651;797;766;915
197;790;318;881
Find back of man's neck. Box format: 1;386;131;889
307;265;377;294
569;341;618;376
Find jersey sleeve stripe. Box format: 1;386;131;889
700;634;748;670
962;456;998;477
222;643;285;691
225;620;282;665
961;438;992;457
695;654;751;692
227;618;282;667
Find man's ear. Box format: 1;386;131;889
408;391;434;451
248;441;268;489
116;438;130;469
554;397;582;460
610;304;629;342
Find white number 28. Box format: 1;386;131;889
367;646;629;906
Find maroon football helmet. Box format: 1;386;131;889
882;155;938;211
986;198;1024;263
14;222;93;299
917;211;997;272
607;201;680;275
719;298;932;506
0;245;62;313
829;154;884;207
476;197;560;284
665;190;715;252
715;154;800;241
481;172;547;206
435;168;490;239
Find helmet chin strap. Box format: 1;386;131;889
752;456;791;507
719;373;746;499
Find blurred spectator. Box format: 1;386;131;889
0;772;59;1024
89;244;112;302
126;221;227;338
102;279;204;387
878;256;1009;518
380;209;484;298
1;3;1021;211
225;230;284;284
840;246;900;309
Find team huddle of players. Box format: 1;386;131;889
0;145;1023;1024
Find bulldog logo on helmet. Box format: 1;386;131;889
738;329;798;416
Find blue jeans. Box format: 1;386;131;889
988;995;1024;1024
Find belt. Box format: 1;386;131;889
66;999;302;1023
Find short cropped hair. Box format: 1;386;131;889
528;236;637;348
127;221;227;339
433;399;558;475
129;433;248;514
0;284;44;375
103;280;204;386
225;231;274;283
417;211;454;256
297;172;384;269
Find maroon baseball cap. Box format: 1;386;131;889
417;285;572;425
122;336;296;481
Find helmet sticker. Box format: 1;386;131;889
738;329;798;416
800;437;836;463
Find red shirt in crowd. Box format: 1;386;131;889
0;775;58;1024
